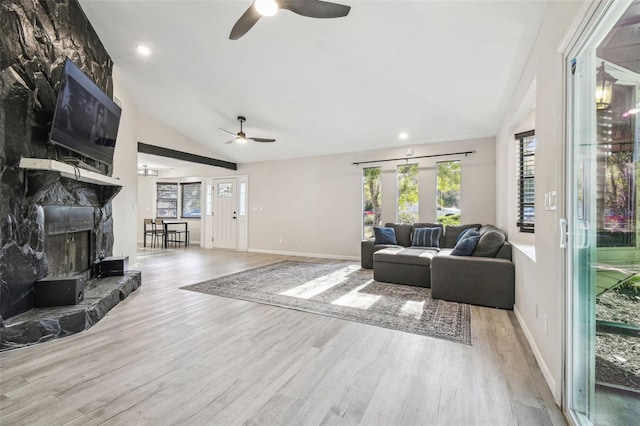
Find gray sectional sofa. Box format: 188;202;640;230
360;223;515;309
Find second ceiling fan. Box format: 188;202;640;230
230;0;351;40
220;116;276;144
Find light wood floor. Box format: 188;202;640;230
0;246;566;425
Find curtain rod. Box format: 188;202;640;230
352;150;476;166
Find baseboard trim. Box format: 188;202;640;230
248;248;359;262
513;304;560;404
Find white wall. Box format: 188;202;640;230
495;0;584;403
144;137;496;259
111;67;139;265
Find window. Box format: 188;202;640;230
516;130;535;232
181;182;201;218
362;167;381;238
156;183;178;218
397;163;419;224
239;181;247;216
218;183;233;197
436;161;461;225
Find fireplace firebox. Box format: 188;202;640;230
43;206;96;279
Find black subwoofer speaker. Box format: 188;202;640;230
35;276;85;307
96;256;129;277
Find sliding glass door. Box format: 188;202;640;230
566;1;640;424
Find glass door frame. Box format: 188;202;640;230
562;1;634;424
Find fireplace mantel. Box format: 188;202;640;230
19;158;123;187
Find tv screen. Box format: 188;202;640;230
50;58;122;165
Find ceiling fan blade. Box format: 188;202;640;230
230;3;261;40
219;128;237;136
248;137;276;143
279;0;351;19
225;138;238;144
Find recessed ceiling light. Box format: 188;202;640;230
398;132;409;140
136;44;152;56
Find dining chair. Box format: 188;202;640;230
143;218;156;247
153;219;167;248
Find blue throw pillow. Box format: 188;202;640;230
451;235;480;256
412;227;441;248
373;226;397;245
456;228;479;244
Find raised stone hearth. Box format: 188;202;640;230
0;271;141;351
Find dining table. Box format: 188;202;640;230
162;220;189;248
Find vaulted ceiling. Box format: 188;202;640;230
79;0;549;166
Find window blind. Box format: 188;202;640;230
516;130;535;233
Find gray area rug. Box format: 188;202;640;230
182;260;471;345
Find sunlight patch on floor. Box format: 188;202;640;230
400;300;425;320
331;280;381;309
280;265;361;299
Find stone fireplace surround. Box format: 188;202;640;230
0;0;141;348
0;159;142;351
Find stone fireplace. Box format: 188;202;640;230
0;168;121;320
1;0;120;322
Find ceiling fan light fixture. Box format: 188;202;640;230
220;115;276;144
255;0;278;17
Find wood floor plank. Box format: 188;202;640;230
0;246;565;425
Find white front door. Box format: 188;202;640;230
213;178;237;249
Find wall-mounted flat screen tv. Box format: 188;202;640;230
50;58;122;165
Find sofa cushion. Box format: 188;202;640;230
374;247;438;267
495;242;512;260
479;224;502;236
443;224;482;248
411;227;441;248
473;228;506;258
384;223;412;247
456;227;479;243
373;226;398;245
412;223;443;247
451;235;480;256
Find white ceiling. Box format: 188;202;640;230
79;0;548;167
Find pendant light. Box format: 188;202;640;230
137;165;158;177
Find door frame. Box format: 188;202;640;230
201;174;248;251
561;1;633;423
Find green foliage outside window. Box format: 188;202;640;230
363;167;382;238
437;214;461;226
397;164;419;224
437;161;461;225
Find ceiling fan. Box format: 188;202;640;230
230;0;351;40
220;116;276;144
